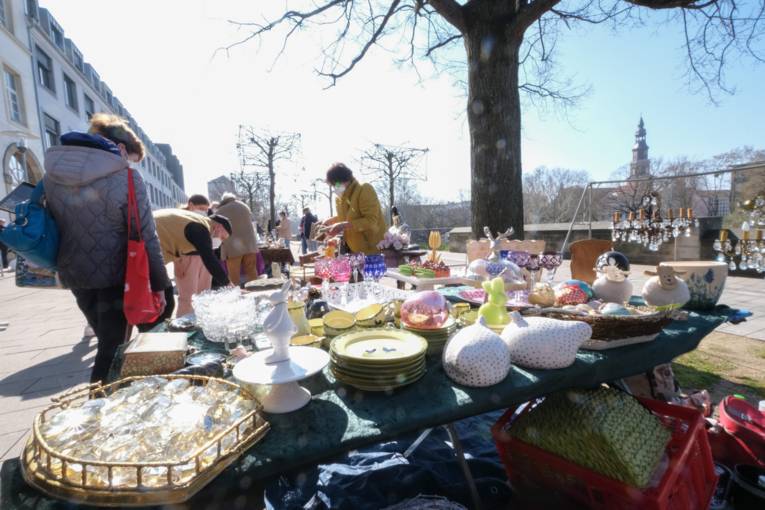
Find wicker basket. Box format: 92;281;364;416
21;375;269;507
540;306;676;350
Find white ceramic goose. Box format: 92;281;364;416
263;280;297;364
442;316;511;387
500;312;591;369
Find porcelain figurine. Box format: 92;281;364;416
483;226;514;262
501;312;591;369
263;280;298;363
443;316;511;387
592;251;633;304
642;265;690;310
478;277;510;327
529;282;555;307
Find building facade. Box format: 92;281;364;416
207;175;236;202
0;0;185;219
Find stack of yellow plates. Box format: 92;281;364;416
329;329;428;391
401;316;457;355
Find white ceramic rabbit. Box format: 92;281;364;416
263;280;297;364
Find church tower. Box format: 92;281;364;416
630;117;650;179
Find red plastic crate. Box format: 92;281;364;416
491;397;717;510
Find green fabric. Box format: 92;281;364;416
0;307;734;509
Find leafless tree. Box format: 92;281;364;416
522;166;589;223
222;0;765;238
312;178;335;217
229;169;265;216
237;125;301;229
360;143;429;222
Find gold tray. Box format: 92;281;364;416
20;375;270;507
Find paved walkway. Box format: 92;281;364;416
0;250;763;462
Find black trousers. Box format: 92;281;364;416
0;242;8;268
72;286;175;383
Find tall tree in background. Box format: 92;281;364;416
225;0;764;239
522;166;589;223
229;168;266;215
360;143;429;222
237;125;301;229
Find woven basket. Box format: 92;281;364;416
541;306;674;345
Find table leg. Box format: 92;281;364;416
445;423;483;510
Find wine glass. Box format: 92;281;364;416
539;251;562;283
315;257;332;296
526;254;540;292
508;251;531;302
364;254;386;299
330;256;352;304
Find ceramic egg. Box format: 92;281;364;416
400;291;449;330
501;313;591;370
443;317;511;387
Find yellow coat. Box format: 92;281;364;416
335;180;387;255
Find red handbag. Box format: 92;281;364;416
124;168;162;325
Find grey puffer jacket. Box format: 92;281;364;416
43;145;170;291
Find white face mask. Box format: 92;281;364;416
212;238;222;249
333;183;346;196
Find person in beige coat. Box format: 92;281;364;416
276;211;292;248
216;193;259;285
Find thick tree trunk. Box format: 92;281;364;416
465;27;524;239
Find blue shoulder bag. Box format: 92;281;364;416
0;181;59;269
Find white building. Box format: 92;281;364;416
0;0;185;216
0;0;45;221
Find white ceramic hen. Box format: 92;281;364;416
263;280;297;364
500;312;591;369
442;316;511;387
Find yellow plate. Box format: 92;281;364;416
402;316;457;334
331;362;425;381
309;318;325;337
330;352;425;372
334;370;426;392
331;329;427;365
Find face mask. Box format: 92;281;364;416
191;209;207;216
333;183;346;195
212;238;222;249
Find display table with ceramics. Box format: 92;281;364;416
384;268;477;290
0;303;736;509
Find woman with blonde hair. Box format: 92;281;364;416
43;113;170;383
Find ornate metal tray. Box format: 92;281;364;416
21;375;269;507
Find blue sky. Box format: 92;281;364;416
42;1;765;215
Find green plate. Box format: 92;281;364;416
401;316;456;335
331;329;427;365
330;353;425;372
334;370;426;392
330;357;426;378
331;365;425;384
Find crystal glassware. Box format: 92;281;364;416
526;254;541;292
315;257;333;296
539;251;562;282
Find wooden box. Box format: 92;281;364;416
121;332;188;377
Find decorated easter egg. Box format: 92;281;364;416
600;303;632;316
501;313;592;369
443;317;511;387
554;279;593;306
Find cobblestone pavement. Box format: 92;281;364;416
0;247;763;461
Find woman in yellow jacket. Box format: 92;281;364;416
320;163;387;254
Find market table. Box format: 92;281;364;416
259;247;295;267
0;306;735;509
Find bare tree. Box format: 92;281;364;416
229;169;264;215
360;143;429;222
312;178;334;217
237;125;301;229
522;166;589;223
222;0;765;239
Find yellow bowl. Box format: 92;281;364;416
290;334;323;349
308;318;325;337
356;304;386;328
323;310;356;337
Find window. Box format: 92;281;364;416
0;0;13;33
63;73;77;111
50;24;63;48
5;152;27;188
43;113;60;147
35;46;54;92
83;94;94;119
3;67;25;125
73;50;83;72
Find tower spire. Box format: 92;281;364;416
630;117;649;179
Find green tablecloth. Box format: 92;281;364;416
0;306;735;509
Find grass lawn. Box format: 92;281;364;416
672;331;765;404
